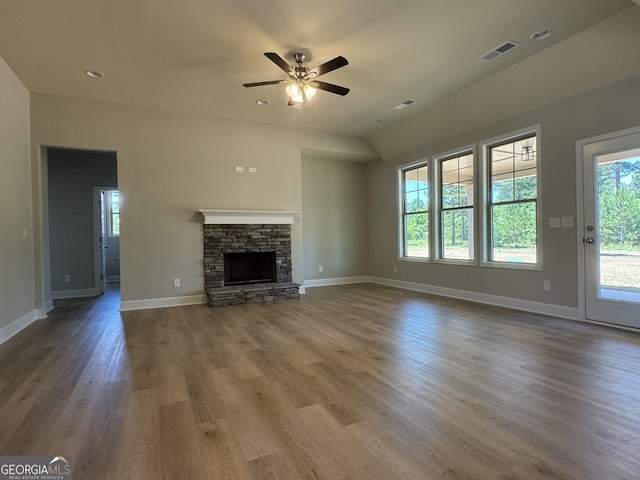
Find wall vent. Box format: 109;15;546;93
479;40;520;62
394;99;417;110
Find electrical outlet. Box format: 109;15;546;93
235;166;244;173
318;265;323;273
64;274;71;283
173;278;181;287
248;167;257;173
543;280;551;291
393;265;398;273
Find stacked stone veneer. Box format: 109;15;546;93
203;224;299;306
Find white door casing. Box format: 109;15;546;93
577;127;640;329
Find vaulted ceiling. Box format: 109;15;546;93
0;0;634;138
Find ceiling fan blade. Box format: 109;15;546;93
243;80;287;88
310;56;348;77
311;81;350;96
264;52;292;74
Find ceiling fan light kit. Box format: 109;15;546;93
286;82;317;104
243;51;350;106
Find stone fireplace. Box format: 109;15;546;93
200;210;300;306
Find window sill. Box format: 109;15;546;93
480;261;542;271
399;256;431;263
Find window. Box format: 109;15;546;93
401;163;429;258
397;126;540;268
107;190;120;236
438;151;474;261
486;133;538;264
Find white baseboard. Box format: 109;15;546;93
304;276;370;288
369;276;578;320
118;277;578;320
0;310;40;345
120;294;207;312
42;299;54;315
51;288;99;300
107;276;120;283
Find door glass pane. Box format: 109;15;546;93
597;154;640;301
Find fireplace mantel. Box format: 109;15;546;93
198;209;298;225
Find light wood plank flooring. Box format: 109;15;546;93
1;283;639;479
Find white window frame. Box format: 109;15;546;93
397;159;432;262
479;125;542;270
433;145;477;265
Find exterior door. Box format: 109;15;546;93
580;128;640;329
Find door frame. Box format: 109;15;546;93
93;186;118;294
37;146;119;311
576;125;640;329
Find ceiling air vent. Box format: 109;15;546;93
479;40;520;62
394;99;417;110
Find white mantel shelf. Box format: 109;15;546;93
198;209;299;225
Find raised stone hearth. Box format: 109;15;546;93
200;210;300;307
206;282;300;307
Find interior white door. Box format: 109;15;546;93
99;190;108;294
580;128;640;329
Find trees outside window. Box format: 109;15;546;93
487;134;538;264
401;164;429;258
598;157;640;249
398;126;541;269
439;152;474;260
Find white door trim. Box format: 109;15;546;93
92;186;117;294
576;125;640;324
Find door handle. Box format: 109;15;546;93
584;237;594;244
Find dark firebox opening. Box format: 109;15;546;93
224;252;276;286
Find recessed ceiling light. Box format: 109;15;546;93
256;99;269;106
530;29;551;41
85;69;104;79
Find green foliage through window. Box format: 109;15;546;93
440;153;474;260
402;164;429;257
488;135;537;264
598;157;640;249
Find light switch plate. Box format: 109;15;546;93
561;216;573;228
549;217;561;228
235;166;244;173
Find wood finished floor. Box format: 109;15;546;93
1;284;639;479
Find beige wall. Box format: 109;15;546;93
0;56;34;329
30;94;377;304
368;6;640;161
366;74;640;308
302;157;368;281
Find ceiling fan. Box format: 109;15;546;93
243;52;350;106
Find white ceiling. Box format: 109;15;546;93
0;0;633;138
